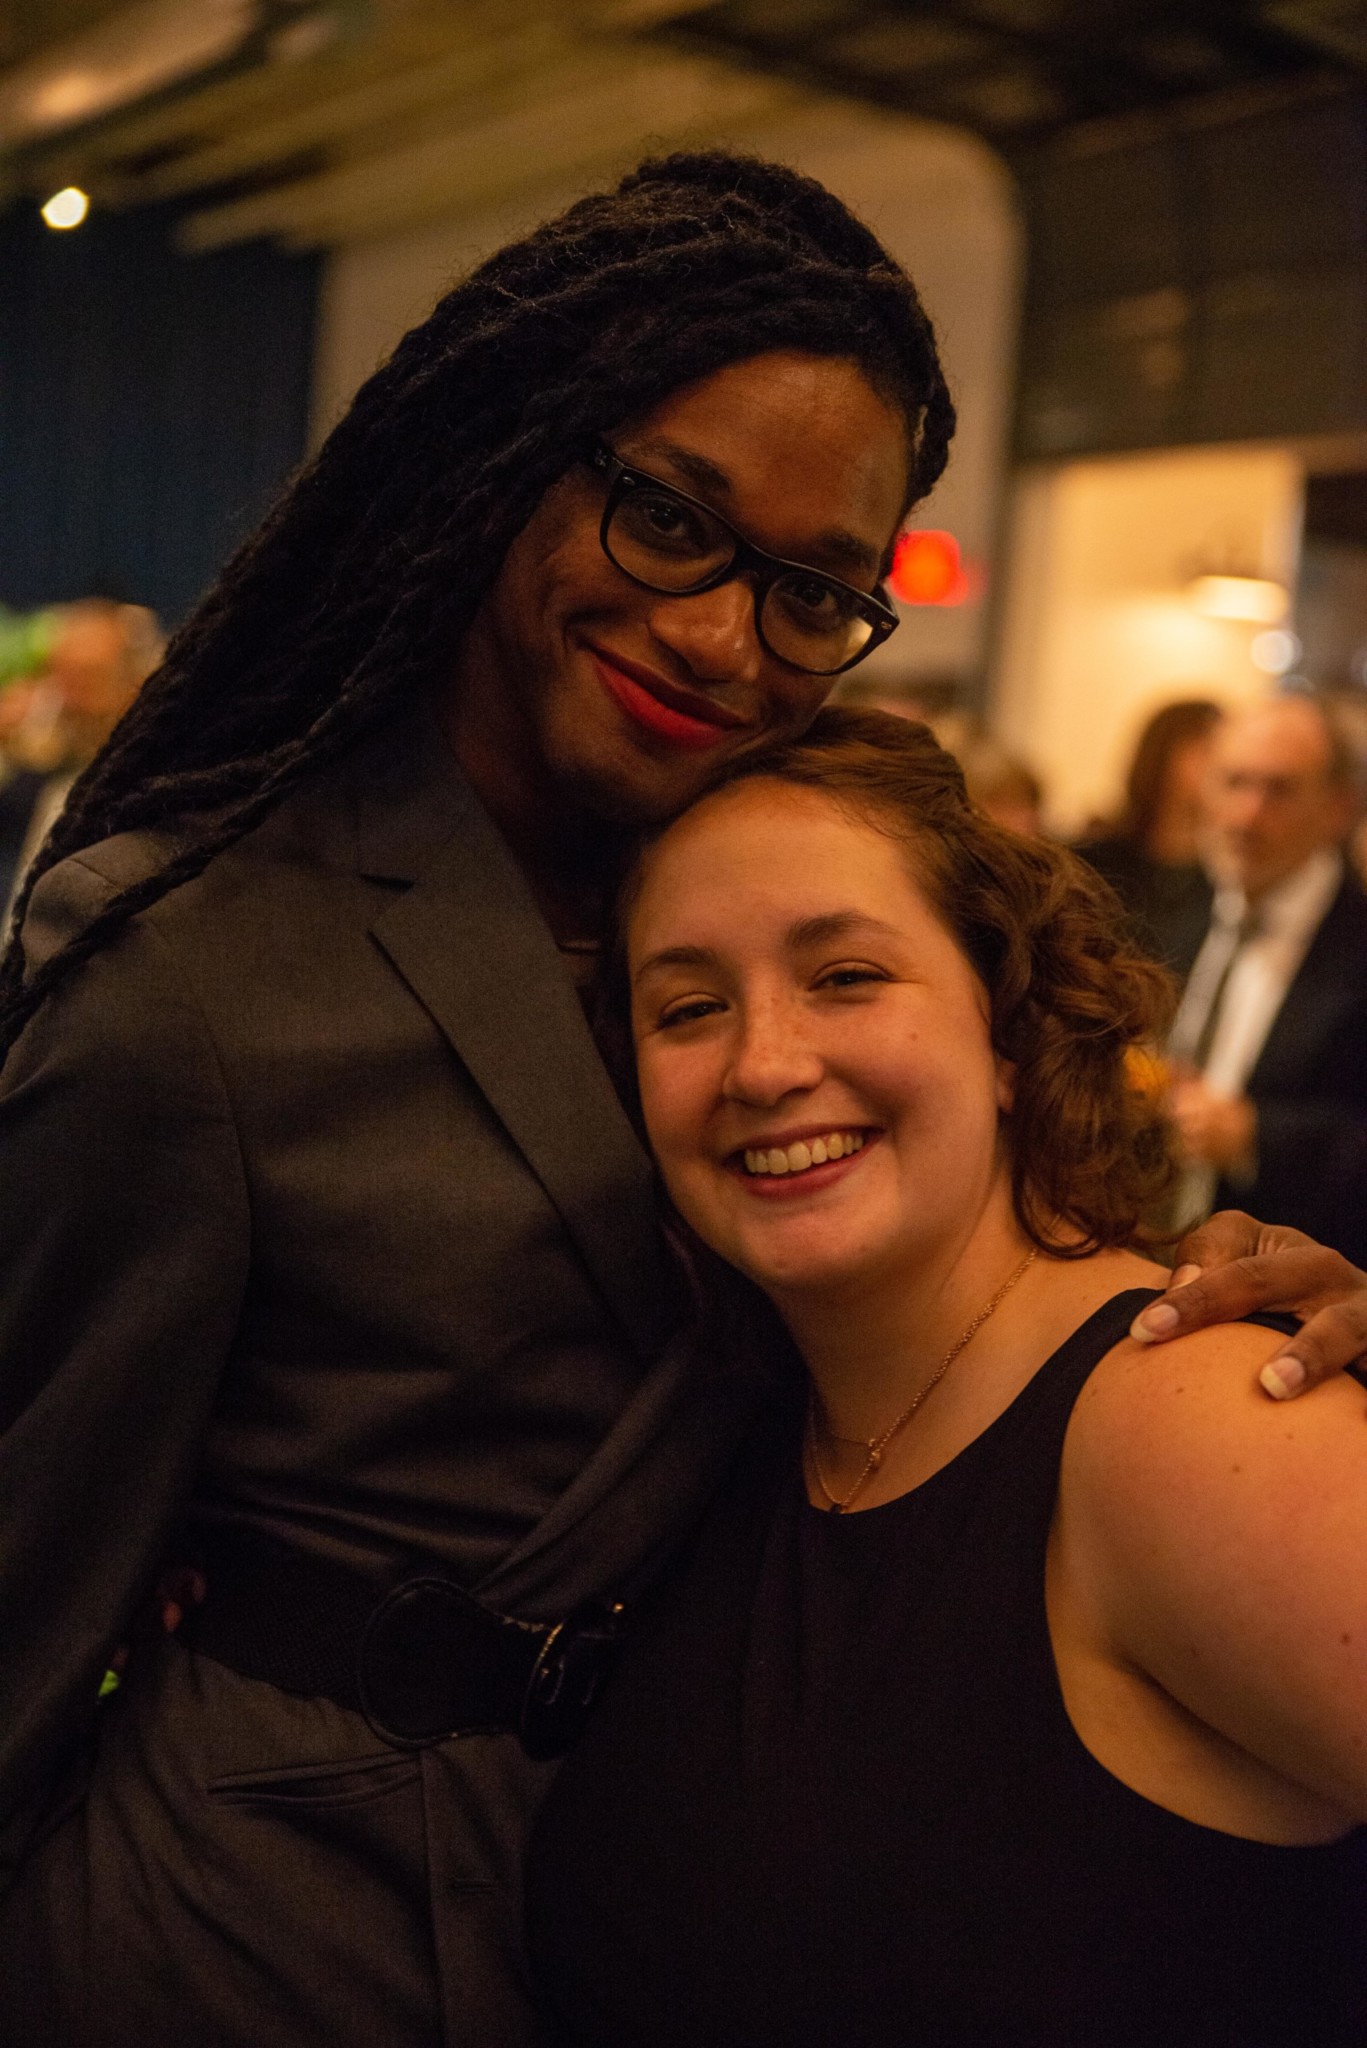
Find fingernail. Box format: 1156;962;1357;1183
1171;1264;1201;1288
1131;1303;1179;1343
1260;1357;1306;1401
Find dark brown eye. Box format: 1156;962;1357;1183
659;996;723;1028
773;573;860;629
617;489;718;560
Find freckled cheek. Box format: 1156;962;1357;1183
636;1052;719;1177
839;1036;932;1109
858;1043;991;1145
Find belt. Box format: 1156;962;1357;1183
179;1533;625;1762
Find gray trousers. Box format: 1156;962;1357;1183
0;1638;558;2047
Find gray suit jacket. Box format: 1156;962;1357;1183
0;706;758;2046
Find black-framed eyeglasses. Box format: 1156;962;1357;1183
588;443;899;677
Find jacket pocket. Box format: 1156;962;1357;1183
207;1750;420;1810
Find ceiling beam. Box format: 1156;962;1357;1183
178;45;802;247
132;19;578;201
19;0;557;189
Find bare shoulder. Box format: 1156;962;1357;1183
1065;1315;1367;1530
1055;1292;1367;1825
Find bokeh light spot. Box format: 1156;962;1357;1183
889;529;970;606
41;187;89;230
1251;628;1301;674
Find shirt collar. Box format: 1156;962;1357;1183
1213;846;1343;936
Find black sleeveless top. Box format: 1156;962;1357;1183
526;1292;1366;2046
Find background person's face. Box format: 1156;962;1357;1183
1204;700;1354;899
1165;732;1217;816
454;352;910;826
628;781;1014;1305
48;612;136;727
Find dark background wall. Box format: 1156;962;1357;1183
1015;88;1367;460
0;198;320;623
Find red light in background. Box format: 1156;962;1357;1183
889;530;972;606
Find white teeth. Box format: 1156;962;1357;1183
741;1131;866;1177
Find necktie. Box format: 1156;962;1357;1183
1171;906;1262;1072
1167;906;1260;1234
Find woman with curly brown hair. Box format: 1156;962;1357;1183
526;708;1367;2047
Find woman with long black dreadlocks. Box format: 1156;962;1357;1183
0;148;1360;2048
0;146;949;2048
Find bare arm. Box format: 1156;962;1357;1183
1130;1211;1367;1397
1065;1321;1367;1821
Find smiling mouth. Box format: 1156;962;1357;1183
589;646;748;753
739;1128;870;1179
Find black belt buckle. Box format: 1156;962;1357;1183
357;1576;623;1761
519;1599;625;1763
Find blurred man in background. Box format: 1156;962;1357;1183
1168;693;1367;1262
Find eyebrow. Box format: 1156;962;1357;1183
786;910;905;949
633;910;904;985
633;943;720;985
624;435;883;581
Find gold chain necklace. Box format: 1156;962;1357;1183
806;1249;1038;1515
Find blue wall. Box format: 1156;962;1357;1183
0;197;321;623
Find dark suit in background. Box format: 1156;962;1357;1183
0;707;753;2046
1072;832;1213;982
1210;874;1367;1266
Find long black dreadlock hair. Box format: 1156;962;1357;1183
0;149;954;1062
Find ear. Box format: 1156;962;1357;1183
995;1058;1017;1115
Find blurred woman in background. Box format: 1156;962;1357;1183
1075;697;1221;976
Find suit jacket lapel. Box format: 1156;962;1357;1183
351;709;678;1366
474;1331;769;1614
1248;879;1357;1092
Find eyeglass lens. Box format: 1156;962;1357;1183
606;481;878;674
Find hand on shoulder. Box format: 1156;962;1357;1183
1129;1210;1367;1396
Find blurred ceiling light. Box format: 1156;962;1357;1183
268;8;345;64
889;530;971;607
1187;574;1288;623
1251;628;1301;674
32;72;105;127
41;186;90;230
0;0;257;150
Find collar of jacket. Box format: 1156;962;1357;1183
347;703;681;1369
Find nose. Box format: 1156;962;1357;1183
723;991;824;1109
645;577;763;689
1216;782;1263;836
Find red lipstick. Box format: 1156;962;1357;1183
590;649;746;754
